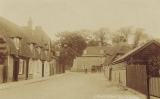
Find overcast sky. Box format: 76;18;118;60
0;0;160;40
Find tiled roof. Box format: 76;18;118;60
82;46;112;56
111;40;160;65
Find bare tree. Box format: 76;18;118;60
93;27;110;46
132;28;150;49
117;26;133;42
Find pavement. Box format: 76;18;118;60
0;71;145;99
0;73;66;90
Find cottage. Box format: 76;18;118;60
0;16;34;82
0;16;56;83
21;17;56;78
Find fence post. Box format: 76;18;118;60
146;65;150;99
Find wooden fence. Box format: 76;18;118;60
150;77;160;98
126;65;147;95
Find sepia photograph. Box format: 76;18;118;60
0;0;160;99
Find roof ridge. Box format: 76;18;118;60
111;40;160;65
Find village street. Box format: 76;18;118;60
0;71;142;99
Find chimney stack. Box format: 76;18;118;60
28;17;33;31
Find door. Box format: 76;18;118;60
109;68;112;80
13;59;19;82
25;60;29;80
42;62;44;77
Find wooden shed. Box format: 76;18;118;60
112;40;160;99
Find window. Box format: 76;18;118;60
82;57;86;61
83;50;87;54
82;64;86;69
37;47;41;54
29;43;34;52
14;38;20;49
19;59;24;74
45;44;48;49
100;50;104;54
44;50;48;56
55;51;60;56
99;57;103;64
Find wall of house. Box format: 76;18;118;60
53;59;56;74
56;59;60;74
72;56;105;72
0;64;3;83
0;55;10;83
71;58;77;72
50;59;56;76
7;55;14;82
104;66;109;78
111;62;127;86
44;61;50;77
25;58;34;79
33;59;42;79
18;59;27;81
27;58;33;80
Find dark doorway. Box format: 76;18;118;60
3;66;8;83
25;60;29;80
62;64;65;73
109;68;112;80
42;62;44;77
13;59;19;82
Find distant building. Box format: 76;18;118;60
71;44;112;72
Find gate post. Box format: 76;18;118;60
146;65;150;99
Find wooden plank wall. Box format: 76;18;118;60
126;65;147;95
150;77;160;98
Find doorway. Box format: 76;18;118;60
109;68;112;80
25;60;29;80
13;59;19;82
42;62;44;77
